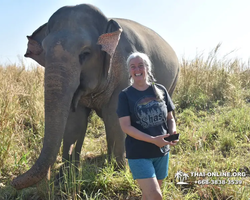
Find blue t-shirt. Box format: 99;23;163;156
116;83;175;159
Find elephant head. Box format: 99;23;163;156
12;4;122;189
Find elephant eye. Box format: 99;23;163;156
79;51;90;65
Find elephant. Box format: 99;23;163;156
12;4;179;189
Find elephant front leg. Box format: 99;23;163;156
58;104;91;180
102;104;126;168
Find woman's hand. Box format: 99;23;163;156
152;134;172;148
153;132;179;147
168;131;179;146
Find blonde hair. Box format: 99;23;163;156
126;52;164;100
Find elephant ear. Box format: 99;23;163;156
97;19;122;76
97;19;122;56
24;23;47;67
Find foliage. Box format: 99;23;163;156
0;48;250;199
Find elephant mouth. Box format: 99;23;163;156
70;84;109;110
71;85;84;112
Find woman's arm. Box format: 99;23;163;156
166;111;178;145
167;111;176;134
119;116;171;147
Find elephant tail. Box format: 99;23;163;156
168;65;180;97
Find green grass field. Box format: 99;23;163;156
0;49;250;199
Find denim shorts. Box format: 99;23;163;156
128;153;169;180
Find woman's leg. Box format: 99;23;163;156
158;179;163;187
128;155;168;200
137;177;162;200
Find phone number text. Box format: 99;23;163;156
195;179;242;185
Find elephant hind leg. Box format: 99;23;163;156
102;107;126;169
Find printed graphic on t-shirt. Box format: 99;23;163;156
135;96;167;129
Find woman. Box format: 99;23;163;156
116;52;178;200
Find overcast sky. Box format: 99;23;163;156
1;0;249;66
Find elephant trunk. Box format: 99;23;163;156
12;61;79;189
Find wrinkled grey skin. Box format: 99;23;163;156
12;4;179;189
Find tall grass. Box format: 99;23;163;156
0;47;250;199
0;65;44;177
175;44;250;111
